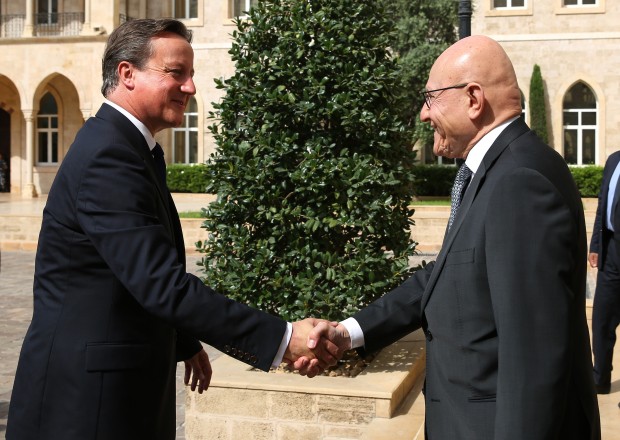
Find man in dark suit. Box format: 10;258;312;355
307;35;601;439
7;19;336;440
588;150;620;396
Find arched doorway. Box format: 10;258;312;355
0;108;10;192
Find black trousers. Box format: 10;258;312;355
592;238;620;386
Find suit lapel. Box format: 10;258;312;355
421;118;530;311
95;104;178;254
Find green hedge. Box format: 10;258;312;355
569;165;603;198
167;163;603;198
165;163;209;193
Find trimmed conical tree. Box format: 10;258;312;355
529;64;549;144
197;0;417;322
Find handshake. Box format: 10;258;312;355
283;318;353;378
184;318;353;394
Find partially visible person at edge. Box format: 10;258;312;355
588;150;620;398
7;18;339;440
305;35;601;439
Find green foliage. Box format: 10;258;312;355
411;164;457;197
198;0;417;322
166;163;209;193
380;0;458;148
569;165;603;198
529;64;549;144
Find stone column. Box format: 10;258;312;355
81;0;92;35
22;111;37;198
22;0;34;37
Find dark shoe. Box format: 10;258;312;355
596;383;611;394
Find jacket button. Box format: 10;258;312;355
224;345;231;353
425;330;433;341
250;355;258;364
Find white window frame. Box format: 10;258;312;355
492;0;527;9
172;98;199;164
172;0;198;19
231;0;258;18
555;0;604;14
562;84;598;165
37;0;58;25
36;114;58;165
562;0;598;7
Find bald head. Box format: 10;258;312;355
433;35;521;122
421;35;523;158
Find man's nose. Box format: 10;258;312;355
420;104;430;122
182;77;196;95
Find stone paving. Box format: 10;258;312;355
0;250;222;440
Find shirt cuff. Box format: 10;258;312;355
341;317;365;349
271;322;293;368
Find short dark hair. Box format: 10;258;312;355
101;18;193;97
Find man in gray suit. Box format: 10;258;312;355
307;35;600;439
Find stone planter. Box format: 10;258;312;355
185;330;426;440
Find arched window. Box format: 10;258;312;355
172;97;198;164
37;92;58;164
563;82;597;165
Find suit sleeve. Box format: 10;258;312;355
176;331;203;362
352;261;433;354
75;143;286;371
589;159;614;254
486;168;582;439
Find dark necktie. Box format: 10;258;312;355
448;163;472;230
152;143;167;186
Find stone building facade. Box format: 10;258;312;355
0;0;618;196
0;0;256;196
472;0;620;167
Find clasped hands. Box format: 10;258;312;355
183;318;353;394
283;318;352;378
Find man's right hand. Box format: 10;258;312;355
588;252;598;268
291;320;352;376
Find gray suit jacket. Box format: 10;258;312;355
354;118;600;439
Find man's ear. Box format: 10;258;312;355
117;61;136;91
466;83;484;120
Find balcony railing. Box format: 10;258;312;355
0;14;25;38
34;12;84;36
0;12;85;38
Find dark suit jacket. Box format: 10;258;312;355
7;104;287;440
354;118;600;439
589;150;620;267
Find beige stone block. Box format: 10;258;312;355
231;420;275;440
317;395;375;425
324;425;362;439
268;391;318;421
277;423;323;440
194;387;269;418
184;415;230;440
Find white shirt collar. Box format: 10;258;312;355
104;99;157;151
464;116;519;174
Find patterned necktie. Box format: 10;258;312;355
152;143;167;186
448;163;472;230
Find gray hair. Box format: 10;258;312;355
101;18;193;97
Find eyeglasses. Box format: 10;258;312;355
422;83;468;108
